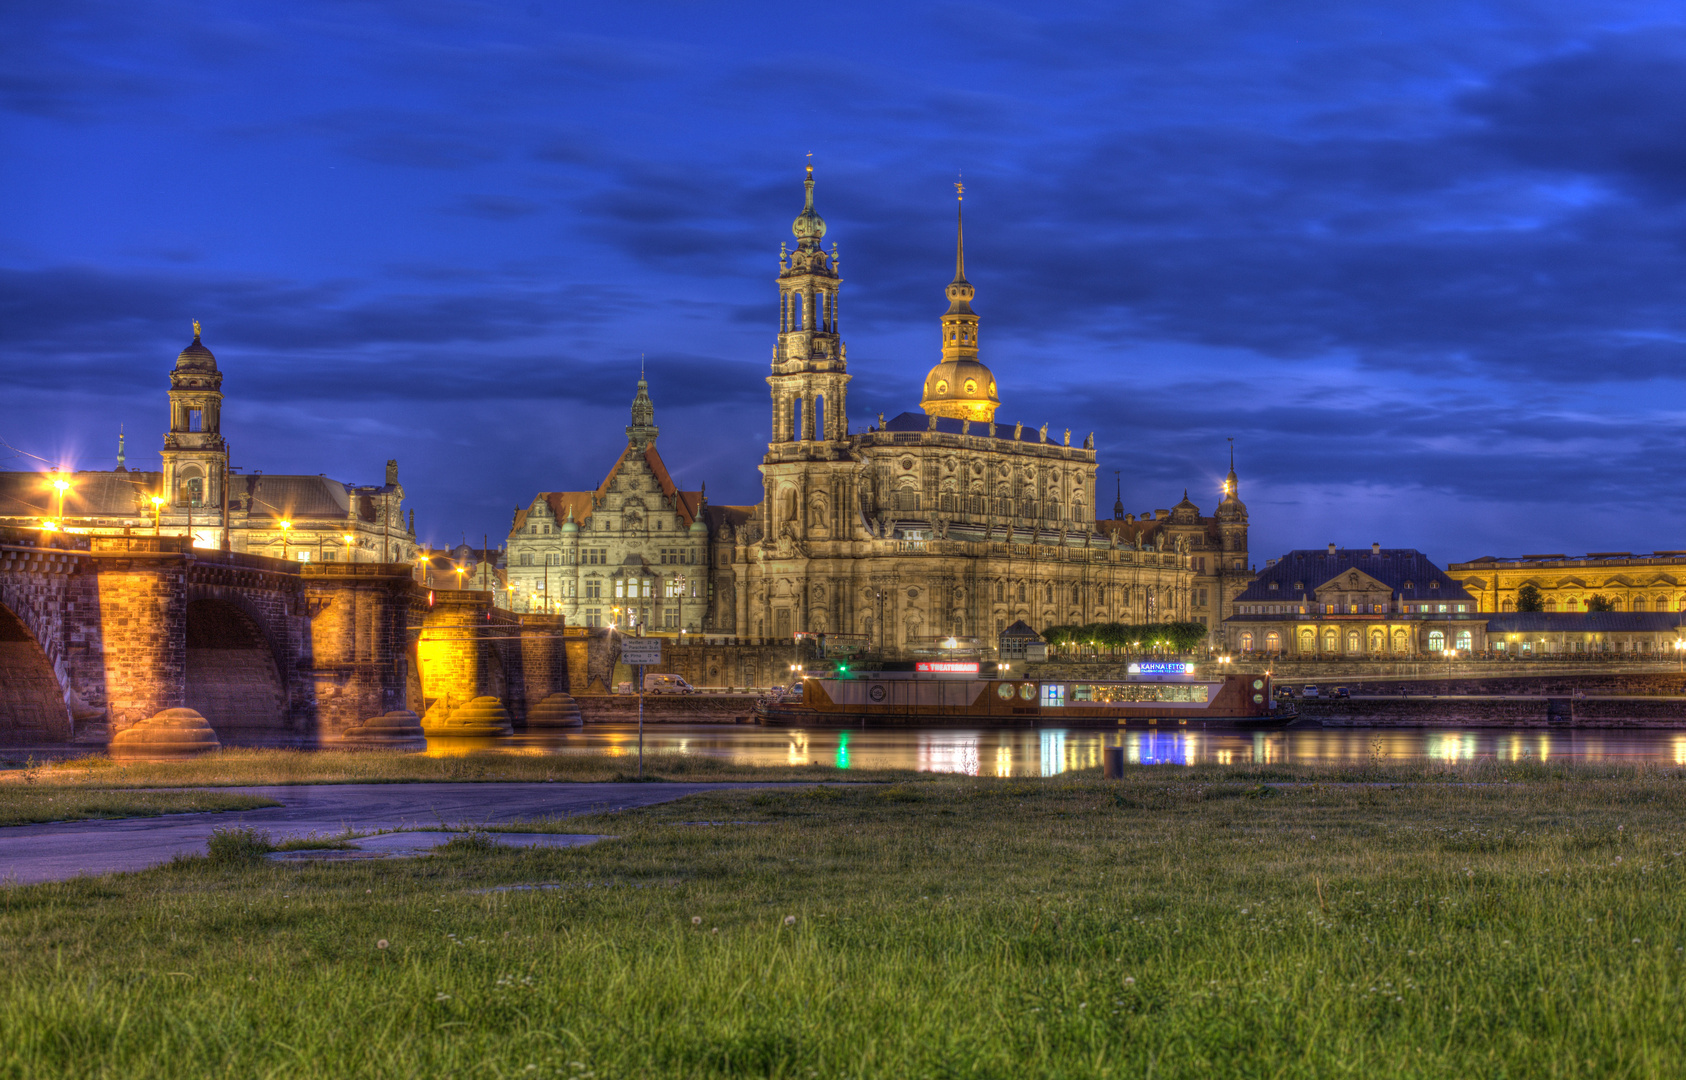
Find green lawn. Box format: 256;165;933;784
0;788;280;826
4;770;1685;1077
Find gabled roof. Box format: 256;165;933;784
1235;548;1474;604
1000;619;1042;640
512;442;703;534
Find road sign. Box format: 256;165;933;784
620;638;663;666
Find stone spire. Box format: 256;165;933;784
116;426;126;471
626;364;658;448
1112;472;1124;521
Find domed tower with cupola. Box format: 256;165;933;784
159;321;229;544
767;163;850;451
920;182;999;423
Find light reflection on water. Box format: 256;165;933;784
423;725;1686;776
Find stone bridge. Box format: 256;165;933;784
0;529;574;747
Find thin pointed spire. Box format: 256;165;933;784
953;176;967;283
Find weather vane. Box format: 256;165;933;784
955;173;964;201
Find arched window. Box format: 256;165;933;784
1370;630;1383;652
1428;630;1446;651
1501;599;1514;612
1346;630;1360;653
1071;584;1081;604
1298;629;1314;653
814;394;825;440
1044;583;1054;603
1545;599;1558;612
793;293;804;329
1322;630;1337;652
1016;583;1026;602
896;487;919;512
1456;630;1472;651
1265;631;1281;652
994;582;1004;602
1240;632;1254;652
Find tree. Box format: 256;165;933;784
1585;594;1617;613
1516;585;1544;612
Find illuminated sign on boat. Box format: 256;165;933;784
1129;662;1196;676
916;661;980;673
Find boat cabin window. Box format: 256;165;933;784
1041;684;1066;707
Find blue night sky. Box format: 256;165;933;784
4;1;1686;563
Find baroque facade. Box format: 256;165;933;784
0;325;418;564
1221;545;1488;656
1446;552;1686;613
504;374;709;628
719;169;1211;654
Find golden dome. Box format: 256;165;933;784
922;359;999;422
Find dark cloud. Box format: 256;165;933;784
9;1;1686;557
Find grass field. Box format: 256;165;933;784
5;766;1686;1077
0;748;935;788
0;787;281;827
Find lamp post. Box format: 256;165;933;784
1674;638;1684;673
1443;647;1456;682
278;519;292;561
50;474;69;525
151;495;164;536
342;532;356;563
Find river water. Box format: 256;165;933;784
426;724;1686;775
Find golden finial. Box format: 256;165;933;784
955;174;964;202
192;319;201;338
806;151;813;176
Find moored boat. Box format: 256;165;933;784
755;660;1294;727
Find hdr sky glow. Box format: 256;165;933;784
4;2;1686;562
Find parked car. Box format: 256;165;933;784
642;673;698;695
1274;686;1296;700
1334;686;1352;699
1302;685;1321;698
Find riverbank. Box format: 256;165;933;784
5;772;1686;1077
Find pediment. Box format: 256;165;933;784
1315;568;1392;595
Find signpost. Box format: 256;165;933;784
619;637;663;776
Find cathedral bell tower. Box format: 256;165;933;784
158;321;229;543
767;163;849;450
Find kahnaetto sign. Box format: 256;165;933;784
915;661;979;673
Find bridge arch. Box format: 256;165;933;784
184;597;287;738
0;601;69;742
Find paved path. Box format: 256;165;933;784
0;782;770;886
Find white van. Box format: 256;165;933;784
642;673;697;695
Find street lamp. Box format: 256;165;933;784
1443;647;1456;681
49;473;70;523
150;495;164;536
342;533;356;562
278;519;292;561
1674;638;1684;673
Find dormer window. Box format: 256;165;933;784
1430;580;1440;589
1268;581;1279;591
1403;580;1414;590
1294;581;1304;590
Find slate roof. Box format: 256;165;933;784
999;619;1042;640
239;474;353;520
0;470;159;519
1484;613;1686;633
1235;548;1474;605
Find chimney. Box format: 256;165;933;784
1328;543;1337;555
1372;542;1381;555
